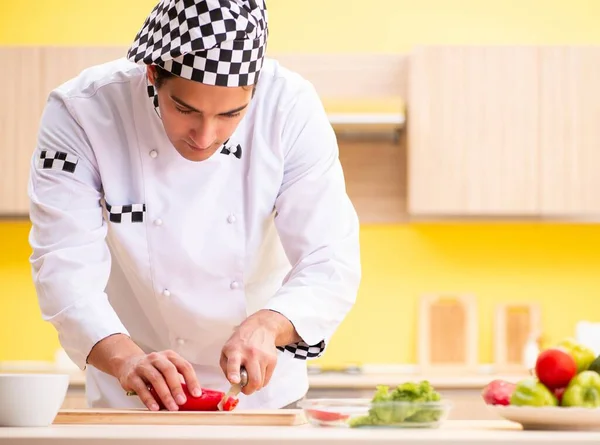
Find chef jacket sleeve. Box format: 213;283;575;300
263;82;362;360
28;91;130;370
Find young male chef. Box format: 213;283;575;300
27;0;361;411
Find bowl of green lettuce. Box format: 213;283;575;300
299;380;452;428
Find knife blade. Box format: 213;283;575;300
217;366;248;411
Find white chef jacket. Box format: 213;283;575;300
27;57;361;409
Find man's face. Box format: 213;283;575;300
148;66;253;162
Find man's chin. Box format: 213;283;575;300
176;144;218;162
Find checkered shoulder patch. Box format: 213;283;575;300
104;202;146;223
38;150;78;173
277;340;326;360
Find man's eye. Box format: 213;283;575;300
176;107;193;115
222;112;241;118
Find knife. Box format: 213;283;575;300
217;366;248;411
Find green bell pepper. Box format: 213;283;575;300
562;371;600;408
556;338;596;374
510;377;558;407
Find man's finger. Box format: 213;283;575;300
129;376;160;411
243;359;262;395
225;351;243;384
219;352;228;377
263;353;277;388
260;359;268;389
140;365;178;411
263;361;275;388
170;355;202;397
153;358;186;406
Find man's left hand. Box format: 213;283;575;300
220;309;300;395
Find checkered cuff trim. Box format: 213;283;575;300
38;150;78;173
277;340;326;360
105;202;146;223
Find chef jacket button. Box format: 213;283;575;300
162;289;171;297
154;218;163;226
176;338;186;346
149;150;158;159
230;281;240;290
227;214;236;224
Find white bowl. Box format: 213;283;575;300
0;373;70;427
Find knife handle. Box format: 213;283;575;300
240;366;248;387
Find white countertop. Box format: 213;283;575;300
2;421;600;444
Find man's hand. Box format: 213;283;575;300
87;334;202;411
220;310;300;395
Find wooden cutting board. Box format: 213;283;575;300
53;408;307;426
417;294;478;374
494;302;541;373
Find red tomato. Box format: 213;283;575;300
306;409;349;422
535;348;577;389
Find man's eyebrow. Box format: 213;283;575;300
171;96;248;115
171;96;201;112
219;104;249;115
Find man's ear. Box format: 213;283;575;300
147;65;156;86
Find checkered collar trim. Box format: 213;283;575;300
128;0;268;87
146;81;242;159
147;82;161;113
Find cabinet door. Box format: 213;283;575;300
0;47;127;216
0;48;45;215
539;47;600;216
407;46;540;216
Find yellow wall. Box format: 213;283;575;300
0;222;60;361
3;221;600;365
2;0;600;49
2;0;600;366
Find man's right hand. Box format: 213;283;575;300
86;333;202;411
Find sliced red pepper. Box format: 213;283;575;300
127;383;238;411
306;408;350;422
221;395;239;411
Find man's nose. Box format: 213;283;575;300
189;120;217;149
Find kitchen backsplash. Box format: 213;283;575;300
2;221;600;368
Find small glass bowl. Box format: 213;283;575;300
298;398;452;428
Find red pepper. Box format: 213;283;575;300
127;383;238;411
306;409;350;422
221;395;239;411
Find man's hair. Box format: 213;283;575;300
153;65;258;96
154;65;176;89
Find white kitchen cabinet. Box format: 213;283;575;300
407;46;540;216
539;47;600;216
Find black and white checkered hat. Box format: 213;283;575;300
127;0;268;87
